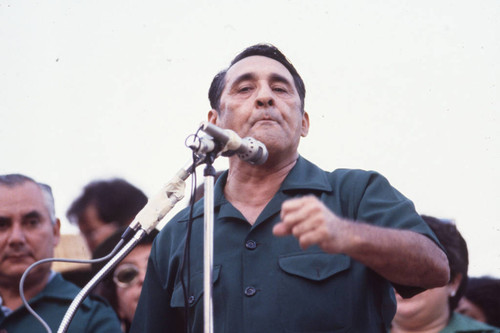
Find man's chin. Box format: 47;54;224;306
4;260;47;280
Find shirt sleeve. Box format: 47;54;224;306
341;170;445;297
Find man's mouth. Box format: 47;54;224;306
254;119;278;126
3;253;31;261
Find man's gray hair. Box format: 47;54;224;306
0;174;57;224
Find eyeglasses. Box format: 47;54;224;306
113;263;140;288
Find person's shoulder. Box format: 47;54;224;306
327;167;387;188
77;295;122;332
152;202;202;247
329;167;380;178
298;156;383;182
47;272;81;296
163;201;202;229
53;273;111;309
445;312;500;332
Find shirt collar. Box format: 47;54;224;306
0;270;59;317
178;155;332;223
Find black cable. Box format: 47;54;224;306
180;129;203;333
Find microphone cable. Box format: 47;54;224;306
180;128;203;333
19;237;126;333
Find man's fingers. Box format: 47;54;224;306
272;222;290;236
280;195;317;217
297;226;330;249
291;216;322;238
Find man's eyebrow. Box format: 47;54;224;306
269;73;293;87
23;211;42;220
0;216;11;224
229;72;293;89
229;73;256;89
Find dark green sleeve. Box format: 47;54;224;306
338;170;445;297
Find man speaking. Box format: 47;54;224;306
131;44;449;332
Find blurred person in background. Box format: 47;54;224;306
67;178;148;253
92;227;159;332
456;276;500;328
62;178;148;288
0;174;121;332
392;215;500;333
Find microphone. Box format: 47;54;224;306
200;122;268;165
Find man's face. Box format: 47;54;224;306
0;182;60;284
209;55;309;159
77;204;118;252
393;277;460;329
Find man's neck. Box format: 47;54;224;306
0;272;50;311
224;154;298;224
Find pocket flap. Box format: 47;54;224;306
278;252;350;281
170;265;221;308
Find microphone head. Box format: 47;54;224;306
239;137;269;165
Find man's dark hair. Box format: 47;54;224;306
67;178;147;227
464;276;500;327
421;215;469;311
208;43;306;113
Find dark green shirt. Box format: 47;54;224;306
132;156;442;333
0;273;122;333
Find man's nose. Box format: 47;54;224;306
255;85;274;108
8;223;27;245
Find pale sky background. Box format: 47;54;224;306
1;1;499;277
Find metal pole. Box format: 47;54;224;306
203;164;216;333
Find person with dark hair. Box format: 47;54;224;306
67;178;147;252
457;276;500;328
92;227;159;332
0;174;122;332
392;215;500;332
131;43;450;332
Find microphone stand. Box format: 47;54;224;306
57;159;202;333
56;126;238;333
202;154;216;333
57;229;147;333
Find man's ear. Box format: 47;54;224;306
449;273;463;296
52;218;61;247
208;109;218;125
301;111;310;137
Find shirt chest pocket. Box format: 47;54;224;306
277;253;352;332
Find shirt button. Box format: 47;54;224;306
244;286;257;297
188;295;195;304
245;240;257;250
